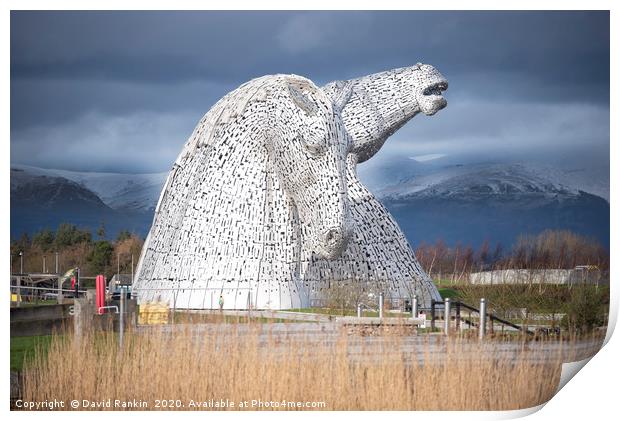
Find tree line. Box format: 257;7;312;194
12;226;608;280
414;229;609;282
10;223;143;278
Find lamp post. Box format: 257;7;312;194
17;252;23;307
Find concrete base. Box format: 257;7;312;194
74;297;138;338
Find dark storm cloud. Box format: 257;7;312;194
10;11;610;173
12;11;609;86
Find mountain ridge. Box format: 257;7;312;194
10;162;609;248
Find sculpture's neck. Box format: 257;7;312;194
346;69;421;162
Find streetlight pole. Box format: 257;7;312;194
17;251;23;307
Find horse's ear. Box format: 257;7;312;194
288;83;318;116
325;81;354;114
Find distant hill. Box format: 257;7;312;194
378;163;609;248
11;164;167;213
10;162;610;249
10;168;154;239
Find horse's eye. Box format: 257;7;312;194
303;139;324;157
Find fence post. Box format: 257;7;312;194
119;286;126;350
73;297;95;347
57;276;64;305
412;294;418;319
479;298;487;339
16;277;21;307
444;298;451;335
378;292;384;319
172;289;177;324
430;299;436;330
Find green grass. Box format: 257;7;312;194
431;282;609;332
437;287;461;300
10;335;55;372
433;278;458;286
12;299;62;307
439;283;607;312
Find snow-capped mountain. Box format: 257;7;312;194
10;161;609;248
10;166;159;239
358;155;610;202
11;164;167;212
377;163;580;200
373;162;609;248
11;168;111;211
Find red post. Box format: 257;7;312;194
96;274;105;314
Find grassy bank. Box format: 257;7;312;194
436;283;609;331
11;335;54;372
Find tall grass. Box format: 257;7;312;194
22;325;565;411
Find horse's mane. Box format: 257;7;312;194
174;74;318;166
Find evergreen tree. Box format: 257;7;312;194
87;240;114;275
116;229;131;243
97;222;106;239
32;228;55;252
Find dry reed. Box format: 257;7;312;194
22;324;565;411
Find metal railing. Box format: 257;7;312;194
10;284;87;306
430;298;534;337
131;286;255;312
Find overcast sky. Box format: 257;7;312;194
10;11;609;175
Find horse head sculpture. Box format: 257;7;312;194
135;65;448;310
264;77;353;259
134;74;356;309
